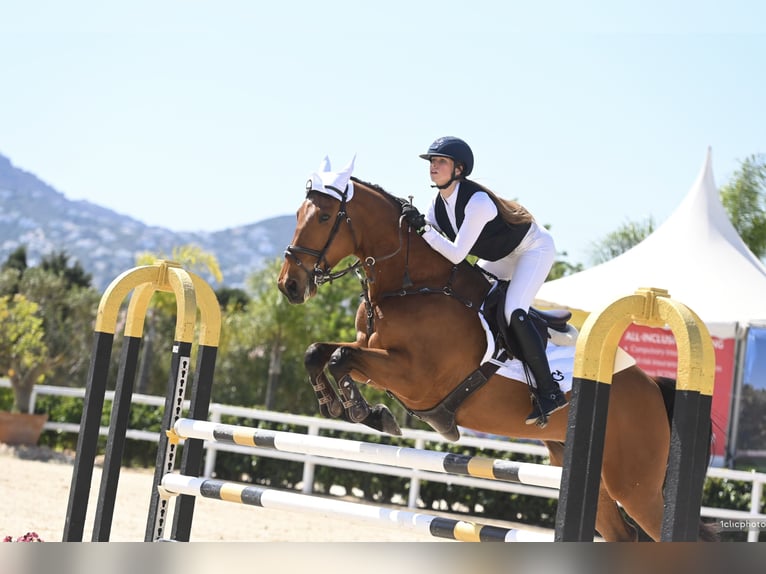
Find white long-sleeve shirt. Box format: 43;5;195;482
421;184;498;264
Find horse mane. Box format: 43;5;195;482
350;176;408;211
348;177;492;307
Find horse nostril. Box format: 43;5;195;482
285;278;300;299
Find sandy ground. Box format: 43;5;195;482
0;444;552;543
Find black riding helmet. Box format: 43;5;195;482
419;136;474;177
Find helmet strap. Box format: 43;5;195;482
431;166;461;190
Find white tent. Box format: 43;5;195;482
536;148;766;338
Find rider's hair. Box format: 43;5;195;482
467;179;534;226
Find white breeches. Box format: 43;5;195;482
477;222;556;323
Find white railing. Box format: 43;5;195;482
5;380;765;541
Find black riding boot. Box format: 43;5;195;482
509;308;568;427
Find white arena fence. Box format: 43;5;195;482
5;379;766;541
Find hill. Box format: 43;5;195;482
0;153;294;290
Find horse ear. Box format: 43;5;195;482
332;155;356;194
341;155;356;176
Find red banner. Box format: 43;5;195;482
619;324;736;462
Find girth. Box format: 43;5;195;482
389;353;507;442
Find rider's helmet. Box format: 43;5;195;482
419;136;474;177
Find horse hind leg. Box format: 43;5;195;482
544;441;638;542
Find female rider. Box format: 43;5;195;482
402;136;567;427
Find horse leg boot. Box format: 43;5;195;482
337;375;402;436
509;308;568;427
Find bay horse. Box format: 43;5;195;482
277;159;713;542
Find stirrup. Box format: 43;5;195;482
525;390;568;428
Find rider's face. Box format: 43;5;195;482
429;156;460;187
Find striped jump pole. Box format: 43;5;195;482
159;474;554;542
169;418;562;490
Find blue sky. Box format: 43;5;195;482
1;1;764;265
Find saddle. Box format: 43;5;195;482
480;280;572;361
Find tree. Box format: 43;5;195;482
209;255;373;413
17;267;100;386
136;244;223;285
586;154;766;267
213;258;361;412
0;294;49;412
588;217;656;266
40;250;93;290
0;248;101;411
720;154;766;259
215;287;250;311
1;246;28;274
131;245;224;395
549;253;583;280
0;246;28;295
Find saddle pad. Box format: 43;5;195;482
477;314;637;393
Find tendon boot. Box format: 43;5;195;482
509;308;568;427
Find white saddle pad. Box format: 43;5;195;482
477;314;636;393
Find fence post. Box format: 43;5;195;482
61;261;220;542
658;300;715;540
555;288;714;541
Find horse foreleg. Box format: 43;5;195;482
336;374;402;436
304;343;344;419
330;349;402;436
543;440;637;542
594;488;639;542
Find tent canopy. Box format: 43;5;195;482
535;148;766;337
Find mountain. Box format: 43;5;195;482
0;153;295;291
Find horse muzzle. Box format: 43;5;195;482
277;267;315;304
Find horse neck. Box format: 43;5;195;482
348;182;489;303
360;234;489;305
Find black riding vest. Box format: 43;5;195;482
433;181;532;262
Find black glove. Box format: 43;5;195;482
402;204;426;233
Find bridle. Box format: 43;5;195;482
284;184;409;288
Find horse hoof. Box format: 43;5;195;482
318;397;344;419
320;403;344;419
371;404;402;436
328;400;344;418
348;404;371;423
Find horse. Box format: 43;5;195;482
277;161;715;542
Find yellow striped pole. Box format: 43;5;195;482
169;418;563;489
160;474;554;542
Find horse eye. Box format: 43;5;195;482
319;213;331;223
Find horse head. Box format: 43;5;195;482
278;156;406;303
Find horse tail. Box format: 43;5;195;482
654;376;720;542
